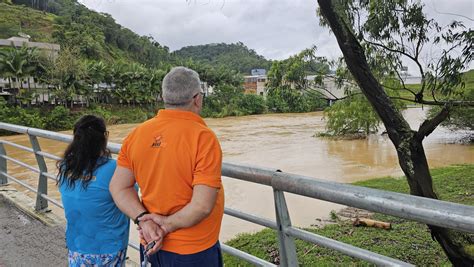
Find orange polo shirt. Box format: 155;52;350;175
117;109;224;254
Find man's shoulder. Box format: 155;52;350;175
125;118;156;138
136;117;158;130
192;123;218;138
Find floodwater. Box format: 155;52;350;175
2;108;473;246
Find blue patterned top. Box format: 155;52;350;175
59;159;130;254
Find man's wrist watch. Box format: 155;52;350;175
134;211;149;225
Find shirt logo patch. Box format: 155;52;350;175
151;136;163;148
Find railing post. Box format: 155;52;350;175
0;142;7;185
28;134;49;211
273;189;298;267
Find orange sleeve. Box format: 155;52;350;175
117;133;132;170
192;130;222;188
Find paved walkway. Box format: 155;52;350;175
0;195;66;267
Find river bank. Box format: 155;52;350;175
1;109;472;264
0;104;158;136
3;108;473;243
223;164;474;266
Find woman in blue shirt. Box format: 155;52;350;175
57;115;129;267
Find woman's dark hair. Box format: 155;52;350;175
57;115;110;189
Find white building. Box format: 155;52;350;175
305;75;352;100
244;75;267;96
0;36;60;58
0;36;61;103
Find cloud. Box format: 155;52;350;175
80;0;472;73
79;0;336;60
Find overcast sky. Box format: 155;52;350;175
80;0;472;72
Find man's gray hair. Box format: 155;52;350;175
162;67;201;107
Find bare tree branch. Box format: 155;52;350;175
416;105;450;140
382;83;417;96
363;38;426;95
301;87;362;101
389;96;474;107
430;1;474;21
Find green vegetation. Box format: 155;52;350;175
0;0;332;125
224;164;474;266
264;47;330;114
174;42;271;74
10;0;170;65
322;78;406;138
201;84;268;117
266;86;326;113
427;69;474;132
323;95;380;136
0;3;56;42
0;98;157;135
321;69;474;139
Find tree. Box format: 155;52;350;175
324;95;380;136
174;42;271;74
324;74;406;137
145;68;166;107
0;45;40;106
318;0;473;265
267;46;329;90
83;60;107;107
266;48;331;113
43;46;84;107
428;70;474;136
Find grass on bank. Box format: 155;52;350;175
223;164;474;266
0;103;161;136
399;69;474;104
0;3;56;42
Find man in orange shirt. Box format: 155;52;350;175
109;66;224;266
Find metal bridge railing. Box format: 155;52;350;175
1;122;473;267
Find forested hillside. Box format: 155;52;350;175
2;0;272;72
0;0;329;129
0;2;56;43
3;0;170;66
174;42;272;74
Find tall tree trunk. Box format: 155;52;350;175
17;76;23;107
318;1;473;265
27;77;31;108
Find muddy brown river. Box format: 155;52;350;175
2;108;473;256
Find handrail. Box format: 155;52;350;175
222;163;474;233
1;122;472;266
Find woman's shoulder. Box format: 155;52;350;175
97;158;117;172
105;158;117;165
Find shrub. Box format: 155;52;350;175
266;86;317;113
0;100;45;129
82;105;113;124
324;95;380;136
235;94;266;115
43;106;75;131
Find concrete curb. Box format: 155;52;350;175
0;184;65;227
0;184;140;266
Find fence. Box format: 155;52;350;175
1;122;473;266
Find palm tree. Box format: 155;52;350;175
84;60;107;106
146;68;165;107
0;45;38;106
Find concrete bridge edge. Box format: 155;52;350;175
0;184;140;267
0;184;65;227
